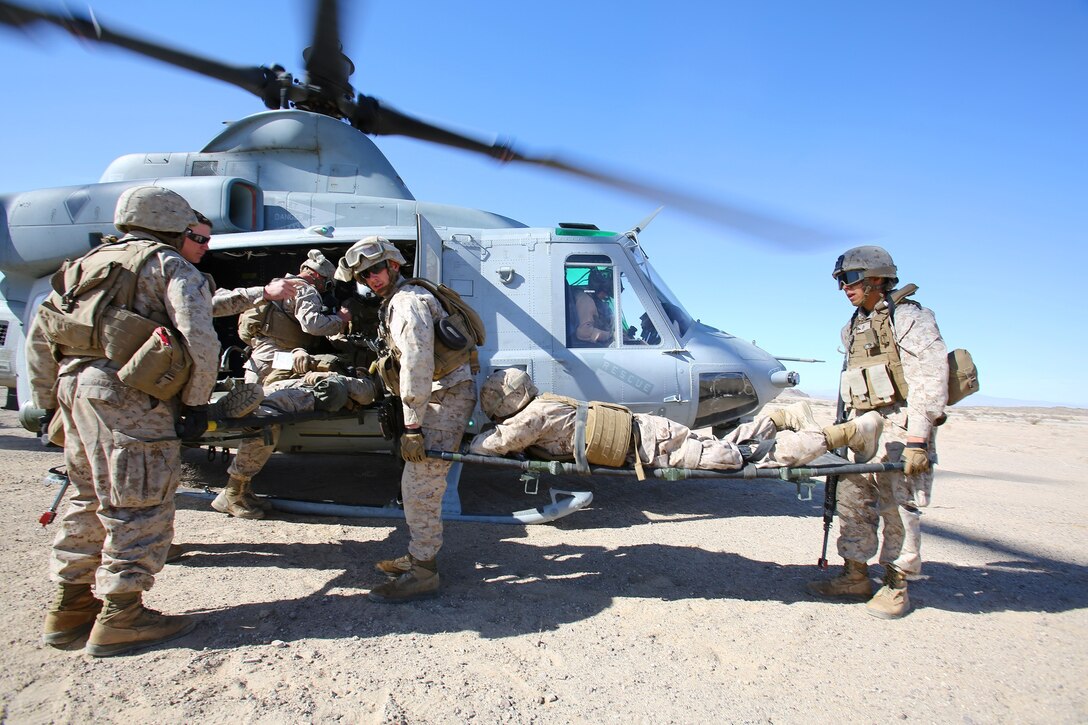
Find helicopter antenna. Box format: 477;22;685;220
626;207;664;239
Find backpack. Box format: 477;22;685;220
405;277;486;347
36;239;167;362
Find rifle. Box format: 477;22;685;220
817;394;848;568
377;394;405;442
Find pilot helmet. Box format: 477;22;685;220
588;267;613;294
480;368;538;420
832;245;898;288
114;186;197;237
335;236;407;282
301;249;336;278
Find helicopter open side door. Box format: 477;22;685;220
415;214;443;283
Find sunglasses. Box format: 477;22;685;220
185;229;211;246
361;260;389;279
835;269;867;289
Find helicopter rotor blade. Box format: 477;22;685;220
350;96;844;247
302;0;355;102
0;0;283;109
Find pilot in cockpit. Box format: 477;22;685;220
573;267;615;346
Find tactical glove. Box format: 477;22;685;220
400;431;425;463
291;349;312;375
903;445;930;476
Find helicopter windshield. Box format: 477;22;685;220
629;246;694;339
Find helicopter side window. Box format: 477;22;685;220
565;258;616;348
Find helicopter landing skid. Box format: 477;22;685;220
174;486;592;525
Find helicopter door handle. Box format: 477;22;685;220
663;395;685;403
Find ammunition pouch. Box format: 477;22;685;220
375;353;400;397
118;326;193;401
840;362;906;412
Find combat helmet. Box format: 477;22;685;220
335;236;407;282
480;368;538;420
300;249;336;278
832;245;898;287
114;186;197;237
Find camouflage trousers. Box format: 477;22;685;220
635;415;827;471
52;363;181;595
836;405;934;576
402;380;476;562
227;386;314;483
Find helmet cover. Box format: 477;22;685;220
114;186;197;234
480;368;538;420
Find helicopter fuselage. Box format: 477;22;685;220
0;110;797;451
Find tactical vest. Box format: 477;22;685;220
840;286;915;412
238;296;317;351
375;278;484;395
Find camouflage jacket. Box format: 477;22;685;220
382;279;473;428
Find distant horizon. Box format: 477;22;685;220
788;388;1087;410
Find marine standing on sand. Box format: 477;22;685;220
807;246;949;619
26;186;260;656
335;236;477;602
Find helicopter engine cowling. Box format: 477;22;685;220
0;176;261;278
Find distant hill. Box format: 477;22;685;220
778;389;1086;410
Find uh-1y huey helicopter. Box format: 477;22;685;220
0;0;824;522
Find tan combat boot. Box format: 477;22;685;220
368;556;439;602
866;565;911;619
822;411;884;463
211;476;265;519
768;401;818;432
244;488;274;513
42;583;103;646
85;592;196;658
375;554;413;578
207;383;265;420
806;559;873;600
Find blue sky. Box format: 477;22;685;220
1;1;1085;405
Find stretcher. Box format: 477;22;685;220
167;408;905;526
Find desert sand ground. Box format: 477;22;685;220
0;399;1085;724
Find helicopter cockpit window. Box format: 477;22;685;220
617;270;659;346
565;257;617;348
642;260;694;339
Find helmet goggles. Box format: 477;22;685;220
342;239;389;271
835;269;868;289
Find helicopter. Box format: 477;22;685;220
0;0;810;521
